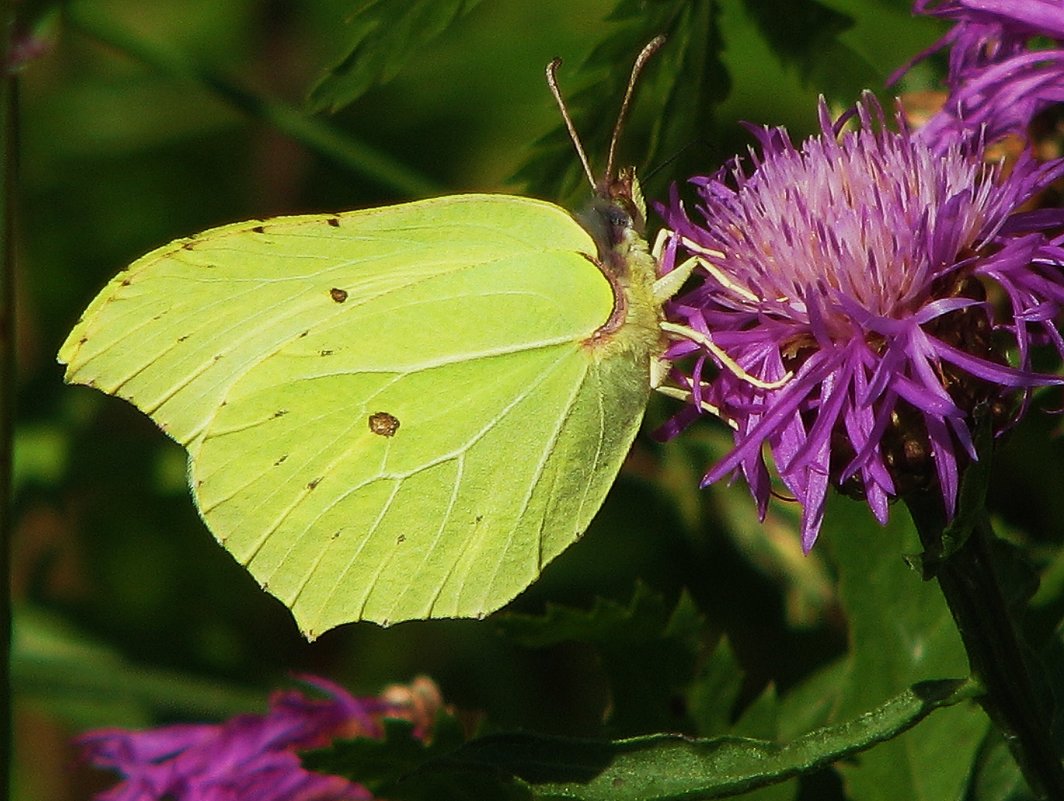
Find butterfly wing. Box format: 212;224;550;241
59;194;658;635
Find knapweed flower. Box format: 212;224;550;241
77;675;443;801
657;95;1064;550
897;0;1064;149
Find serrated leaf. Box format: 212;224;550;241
732;684;778;741
738;0;877;101
307;0;485;113
310;678;978;801
518;0;730;210
306;715;467;791
498;585;707;735
825;499;989;801
499;584;700;649
687;637;745;738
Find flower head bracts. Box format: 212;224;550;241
898;1;1064;148
657;95;1064;550
77;675;444;801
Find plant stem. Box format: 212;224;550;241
907;491;1064;800
0;3;14;798
63;1;442;199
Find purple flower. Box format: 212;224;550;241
897;0;1064;148
657;95;1064;550
77;675;443;801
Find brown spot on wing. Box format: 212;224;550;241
368;411;400;437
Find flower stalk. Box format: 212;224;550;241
906;476;1064;800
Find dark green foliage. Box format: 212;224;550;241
307;0;487;113
516;0;731;209
498;585;706;736
739;0;876;98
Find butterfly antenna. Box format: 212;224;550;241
604;35;666;183
546;57;597;191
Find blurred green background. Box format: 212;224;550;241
13;1;1064;799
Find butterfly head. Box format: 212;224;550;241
578;166;648;266
597;165;646;235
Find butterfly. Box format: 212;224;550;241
58;37;691;637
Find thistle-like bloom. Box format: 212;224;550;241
899;0;1064;148
78;675;443;801
658;96;1064;549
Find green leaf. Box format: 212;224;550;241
725;685;798;801
498;585;707;735
731;684;778;741
310;715;467;789
817;0;947;80
309;679;978;801
738;0;877;100
307;0;486;113
686;637;745;738
776;658;846;742
518;0;730;210
825;499;989;801
969;731;1040;801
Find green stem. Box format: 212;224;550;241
0;4;14;799
63;0;442;199
907;491;1064;800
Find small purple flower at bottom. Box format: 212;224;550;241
77;675;443;801
897;0;1064;149
657;95;1064;550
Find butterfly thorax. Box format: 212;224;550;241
577;170;662;368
